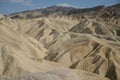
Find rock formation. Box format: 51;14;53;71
0;3;120;80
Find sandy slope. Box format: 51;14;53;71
0;15;119;80
0;24;68;78
44;18;120;80
0;17;79;45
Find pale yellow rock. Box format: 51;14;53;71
0;15;119;80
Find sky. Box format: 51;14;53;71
0;0;120;15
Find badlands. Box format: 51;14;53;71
0;3;120;80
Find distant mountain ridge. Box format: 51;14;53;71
7;3;120;19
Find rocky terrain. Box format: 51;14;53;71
0;3;120;80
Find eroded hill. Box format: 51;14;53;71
0;3;120;80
